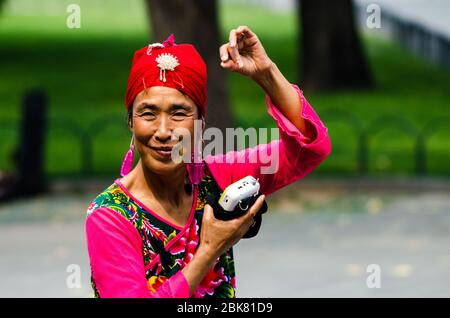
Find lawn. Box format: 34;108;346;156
0;0;449;178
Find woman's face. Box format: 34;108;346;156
130;86;198;176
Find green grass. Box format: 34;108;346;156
0;0;449;177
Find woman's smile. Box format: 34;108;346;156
150;145;174;159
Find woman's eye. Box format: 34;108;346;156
142;112;156;119
173;112;187;119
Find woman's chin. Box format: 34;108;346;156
144;157;183;175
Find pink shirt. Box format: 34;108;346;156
85;85;331;297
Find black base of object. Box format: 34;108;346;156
206;186;268;239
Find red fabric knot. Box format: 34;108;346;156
162;34;175;47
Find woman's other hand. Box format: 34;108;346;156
198;194;266;259
219;25;274;80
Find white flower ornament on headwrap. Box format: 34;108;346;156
156;53;180;83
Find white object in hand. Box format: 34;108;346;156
218;176;260;212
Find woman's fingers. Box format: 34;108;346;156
220;26;259;70
220;26;256;70
236;195;266;236
203;204;215;222
228;29;242;68
235;194;266;230
246;194;265;220
236;25;256;40
219;43;239;71
220;52;239;71
229;28;237;48
219;44;229;62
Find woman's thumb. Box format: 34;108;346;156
247;194;265;219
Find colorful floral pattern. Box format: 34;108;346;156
87;170;236;298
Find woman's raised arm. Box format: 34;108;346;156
207;26;332;195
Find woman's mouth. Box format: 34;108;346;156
151;146;173;159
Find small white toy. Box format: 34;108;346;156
218;176;260;212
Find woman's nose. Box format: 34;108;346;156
154;118;172;142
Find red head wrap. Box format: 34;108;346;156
125;34;207;117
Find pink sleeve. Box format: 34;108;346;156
205;84;331;195
85;207;190;298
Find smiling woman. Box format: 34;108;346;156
85;27;331;298
130;86;199;171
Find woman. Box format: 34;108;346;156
86;26;331;298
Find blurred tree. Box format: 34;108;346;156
0;0;6;13
298;0;372;90
145;0;234;136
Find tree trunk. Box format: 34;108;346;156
0;0;7;13
299;0;372;91
145;0;234;139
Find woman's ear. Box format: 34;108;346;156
127;108;134;130
197;106;204;127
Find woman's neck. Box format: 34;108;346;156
122;160;189;207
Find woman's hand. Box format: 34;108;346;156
181;195;264;296
198;194;266;260
220;27;311;136
219;26;274;80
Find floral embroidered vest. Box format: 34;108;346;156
86;171;236;298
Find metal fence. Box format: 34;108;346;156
2;111;448;177
320;109;450;175
355;1;450;69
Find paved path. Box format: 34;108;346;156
0;181;449;297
